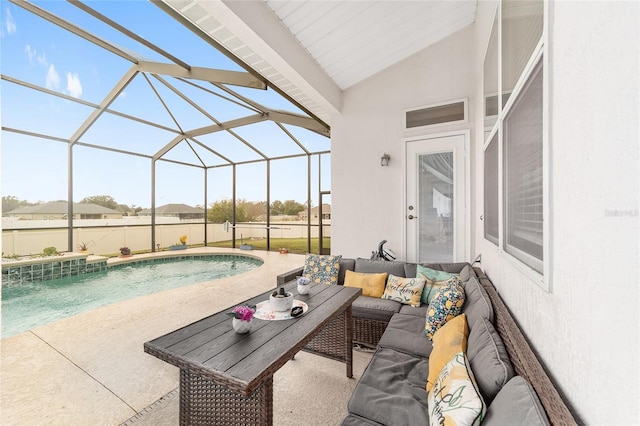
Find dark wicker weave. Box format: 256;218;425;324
474;268;578;426
304;312;347;360
352;317;388;348
180;370;273;426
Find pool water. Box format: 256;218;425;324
1;255;262;338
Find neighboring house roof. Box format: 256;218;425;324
117;204;133;213
138;203;204;215
308;204;331;214
6;201;122;215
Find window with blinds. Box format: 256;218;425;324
482;0;546;280
484;133;499;245
504;61;543;273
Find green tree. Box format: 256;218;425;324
241;200;267;221
270;200;284;215
2;196;32;213
208;199;248;223
282;199;305;215
80;195;118;210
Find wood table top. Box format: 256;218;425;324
144;282;361;396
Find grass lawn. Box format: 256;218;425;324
207;237;331;254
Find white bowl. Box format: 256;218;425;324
269;292;294;312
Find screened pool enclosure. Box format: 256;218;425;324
1;0;332;256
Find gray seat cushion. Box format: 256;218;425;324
340;414;384;426
398;304;429;318
462;276;494;330
352;296;401;322
483;376;551;426
467;318;515;403
354;258;406;277
348;348;430;425
377;313;433;358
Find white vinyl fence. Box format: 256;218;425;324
1;219;330;256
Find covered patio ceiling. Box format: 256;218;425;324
2;0;331;170
160;0;477;125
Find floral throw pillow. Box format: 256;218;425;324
428;352;486;426
381;274;426;307
302;254;342;285
424;276;465;340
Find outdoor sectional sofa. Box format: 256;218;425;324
277;257;577;425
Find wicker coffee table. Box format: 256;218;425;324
144;282;361;426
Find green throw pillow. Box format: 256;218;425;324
416;265;459;305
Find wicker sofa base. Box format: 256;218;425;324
352;317;389;348
179;370;273;426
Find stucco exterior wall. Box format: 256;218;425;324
331;24;475;260
333;1;639;423
474;2;639;424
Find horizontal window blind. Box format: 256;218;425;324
484;133;499;245
504;60;543;272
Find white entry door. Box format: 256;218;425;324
405;133;467;263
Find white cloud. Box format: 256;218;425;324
5;8;16;35
66;72;82;98
45;64;60;90
25;44;48;66
25;44;35;63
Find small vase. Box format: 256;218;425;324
297;284;311;295
269;291;294;311
232;318;252;334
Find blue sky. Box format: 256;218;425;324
1;1;331;209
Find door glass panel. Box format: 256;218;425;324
418;152;454;262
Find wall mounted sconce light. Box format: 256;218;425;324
380;153;391;167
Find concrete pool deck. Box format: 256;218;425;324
0;248;372;425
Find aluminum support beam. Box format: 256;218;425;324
11;0;139;64
68;0;191;70
268;110;330;137
184;114;267;139
138;61;265;89
69;66;139;146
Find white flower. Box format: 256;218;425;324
297;276;311;286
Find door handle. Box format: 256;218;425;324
408;215;417;220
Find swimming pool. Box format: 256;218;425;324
1;254;263;338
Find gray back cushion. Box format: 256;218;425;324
403;262;475;281
338;258;356;285
462;277;494;329
483;376;551;426
467;318;514;404
354;258;406;277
